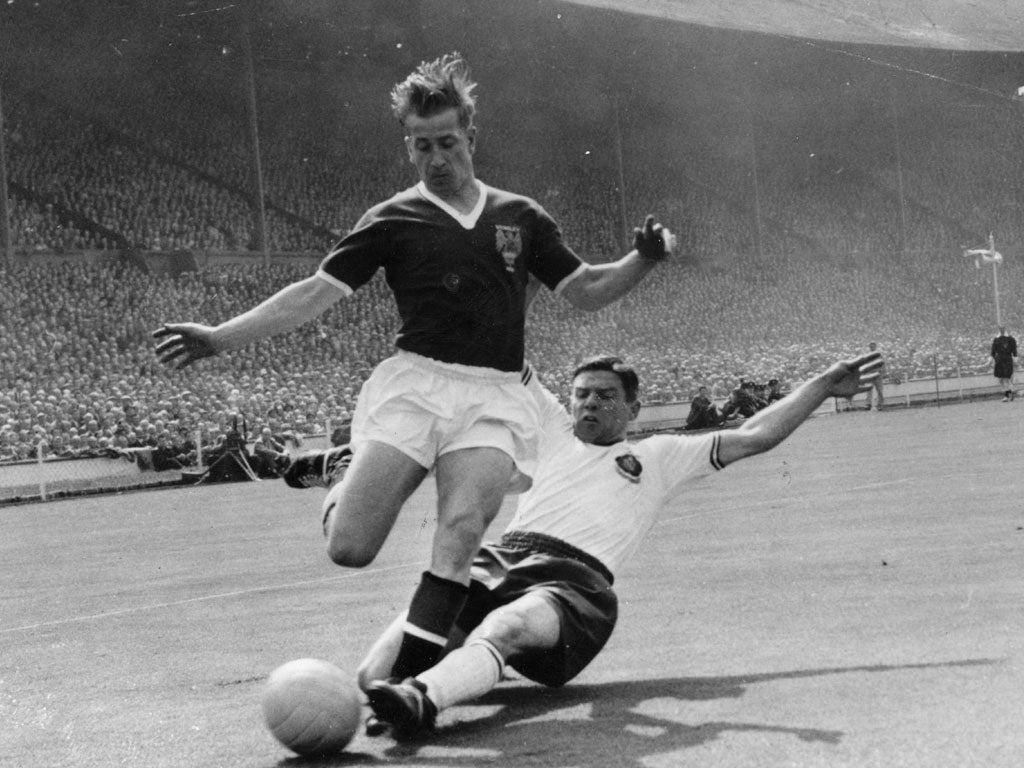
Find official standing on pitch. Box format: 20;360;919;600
991;327;1017;402
153;53;671;683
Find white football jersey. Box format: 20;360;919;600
505;376;724;575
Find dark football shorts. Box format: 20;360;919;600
454;531;618;687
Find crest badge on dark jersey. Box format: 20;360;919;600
495;225;522;273
443;273;461;293
615;453;642;483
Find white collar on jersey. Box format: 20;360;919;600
416;180;487;230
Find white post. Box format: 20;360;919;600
37;439;48;501
992;260;1002;328
195;429;204;471
987;233;1002;328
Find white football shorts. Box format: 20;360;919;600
351;350;539;485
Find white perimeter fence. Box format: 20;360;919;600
0;372;1006;505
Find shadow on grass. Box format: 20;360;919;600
275;657;1001;767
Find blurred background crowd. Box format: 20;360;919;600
2;0;1022;465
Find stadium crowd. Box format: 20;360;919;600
0;241;1011;465
0;259;387;463
3;37;1022;467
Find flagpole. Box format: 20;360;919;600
990;233;1002;328
964;233;1004;326
993;260;1002;327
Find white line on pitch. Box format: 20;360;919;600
1;561;420;634
847;478;913;492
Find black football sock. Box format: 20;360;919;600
389;571;469;680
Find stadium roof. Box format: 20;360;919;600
557;0;1024;51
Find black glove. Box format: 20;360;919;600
633;214;673;262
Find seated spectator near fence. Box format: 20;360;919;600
719;380;763;420
765;378;786;404
684;386;721;430
252;427;290;478
151;433;187;471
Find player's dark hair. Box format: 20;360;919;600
572;356;640;403
391;52;477;129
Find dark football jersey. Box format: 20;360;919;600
318;182;585;372
992;335;1017;360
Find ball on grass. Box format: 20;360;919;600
261;658;362;756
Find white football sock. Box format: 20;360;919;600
416;638;505;712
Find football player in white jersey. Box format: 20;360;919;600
359;350;884;740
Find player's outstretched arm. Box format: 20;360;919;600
153;275;344;369
560;214;673;311
716;351;884;466
152;322;219;368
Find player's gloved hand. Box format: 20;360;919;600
633;214;674;262
152;323;219;369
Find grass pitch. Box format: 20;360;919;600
3;400;1023;767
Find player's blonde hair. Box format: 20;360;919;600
390;52;477;129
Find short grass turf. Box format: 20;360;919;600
3;399;1024;768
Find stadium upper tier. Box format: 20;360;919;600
3;2;1022;259
4;79;1021;259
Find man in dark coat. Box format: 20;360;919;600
991;327;1017;402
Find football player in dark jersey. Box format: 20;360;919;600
154;53;671;682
